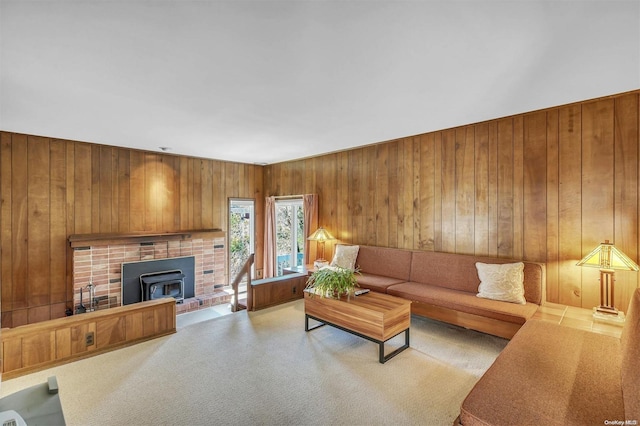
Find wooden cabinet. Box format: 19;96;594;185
249;273;308;310
1;299;175;379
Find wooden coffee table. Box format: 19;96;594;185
304;290;411;363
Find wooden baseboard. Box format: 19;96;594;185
411;301;523;339
1;299;176;380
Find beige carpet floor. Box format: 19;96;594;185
0;300;507;426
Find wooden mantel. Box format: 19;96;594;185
68;229;225;248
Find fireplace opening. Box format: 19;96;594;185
140;270;185;303
122;256;195;306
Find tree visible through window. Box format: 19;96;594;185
275;198;304;276
229;199;255;281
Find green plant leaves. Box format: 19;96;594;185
305;266;359;298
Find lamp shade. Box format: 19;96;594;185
576;240;639;271
307;227;335;242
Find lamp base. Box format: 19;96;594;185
595;305;618;315
593;307;626;323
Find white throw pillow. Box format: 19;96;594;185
476;262;526;304
330;245;360;270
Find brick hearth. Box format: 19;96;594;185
71;232;230;315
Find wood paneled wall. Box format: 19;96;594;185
265;90;640;311
2;90;638;325
0;134;264;327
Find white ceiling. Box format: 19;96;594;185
1;1;639;165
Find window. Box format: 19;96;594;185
275;198;305;276
229;199;255;280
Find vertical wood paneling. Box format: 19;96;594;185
487;122;499;257
441;130;456;253
179;156;189;230
411;138;421;250
99;146;113;232
201;159;213;229
12;134;28;313
497;119;514;258
376;145;389;247
455;127;475;255
253;165;264;269
239;163;247;197
187;158;195;230
522;111;547;262
65;142;76;305
546;110;560;303
50;140;67;305
1;133;13;316
558;105;583;306
192;158;202;229
474;123;489;256
322;154;337;238
581;99;615;308
129;151;144;232
382;145;398;247
393;143;404;248
162;156;177;231
91;145;101;233
512;117;525;260
365;147;377;247
280;161;291;195
419;133;435;251
144;154;158;231
117;149;130;233
110;149;119;232
349;149;363;244
401;139;415;249
263;90;640;309
614;93;638;312
74;144;92;235
433;132;443;252
287;160;299;196
27;136;50;309
2;90;640;325
0;133;265;326
212;158;223;229
336;152;349;243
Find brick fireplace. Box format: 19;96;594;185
69;230;230;315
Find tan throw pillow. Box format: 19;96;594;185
476;262;526;304
330;245;360;270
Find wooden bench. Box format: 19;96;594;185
248;273;308;310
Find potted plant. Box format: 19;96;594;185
305;266;360;299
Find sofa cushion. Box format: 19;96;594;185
355;246;412;281
460;320;625;426
330;244;359;270
476;262;526;304
621;288;640;420
356;273;406;293
387;282;537;324
409;251;544;304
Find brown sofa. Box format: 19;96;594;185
459;287;640;425
353;245;545;339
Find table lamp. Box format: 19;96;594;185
576;240;639;318
307;227;335;269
